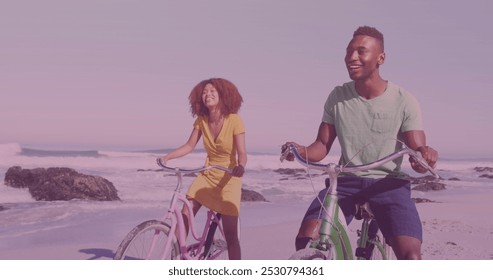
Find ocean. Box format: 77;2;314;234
1;142;493;256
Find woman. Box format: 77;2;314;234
160;77;247;259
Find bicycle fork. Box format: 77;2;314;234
159;214;178;259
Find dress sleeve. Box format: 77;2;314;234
193;117;202;130
232;114;245;135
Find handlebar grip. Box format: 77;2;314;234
409;151;439;179
280;146;292;162
280;143;299;162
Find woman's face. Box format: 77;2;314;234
202;83;220;109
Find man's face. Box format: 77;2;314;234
344;35;385;81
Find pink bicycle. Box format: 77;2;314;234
113;159;233;260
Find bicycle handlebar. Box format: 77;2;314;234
280;143;439;179
156;158;233;174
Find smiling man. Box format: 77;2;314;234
282;26;438;259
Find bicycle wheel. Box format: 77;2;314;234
205;222;228;260
289;248;333;260
369;235;395;260
113;220;179;260
203;214;242;260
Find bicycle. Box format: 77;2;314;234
113;160;234;260
281;143;439;260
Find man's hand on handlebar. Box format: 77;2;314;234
281;142;305;162
410;146;438;174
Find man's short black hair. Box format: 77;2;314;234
353;26;384;51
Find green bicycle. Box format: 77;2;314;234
281;143;439;260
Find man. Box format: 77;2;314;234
283;26;438;259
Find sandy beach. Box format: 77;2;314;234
419;192;493;260
2;179;493;280
1;189;492;260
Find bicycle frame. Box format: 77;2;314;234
159;192;222;259
282;143;438;260
156;161;232;260
311;163;355;259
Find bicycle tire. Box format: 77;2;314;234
205;221;228;260
202;214;241;259
188;218;228;260
113;220;179;260
289;248;333;260
369;235;395;260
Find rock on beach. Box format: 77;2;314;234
4;166;120;201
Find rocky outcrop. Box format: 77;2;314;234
397;174;446;192
474;166;493;179
474;167;493;173
4;166;45;189
273;168;306;176
241;189;268;202
4;166;120;201
402;174;442;184
412;197;436;203
412;182;446;192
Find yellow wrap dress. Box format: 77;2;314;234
186;113;245;216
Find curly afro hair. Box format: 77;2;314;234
188;78;243;117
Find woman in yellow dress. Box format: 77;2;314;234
160;78;247;259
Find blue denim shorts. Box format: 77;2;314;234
303;176;422;242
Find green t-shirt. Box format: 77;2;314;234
322;81;423;178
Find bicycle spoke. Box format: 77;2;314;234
114;220;179;260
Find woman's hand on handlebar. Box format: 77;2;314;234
157;156;169;167
410;146;438;173
232;164;245;177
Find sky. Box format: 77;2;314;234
1;0;492;158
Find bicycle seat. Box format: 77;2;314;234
354;202;375;220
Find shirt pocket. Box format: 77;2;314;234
370;112;393;133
